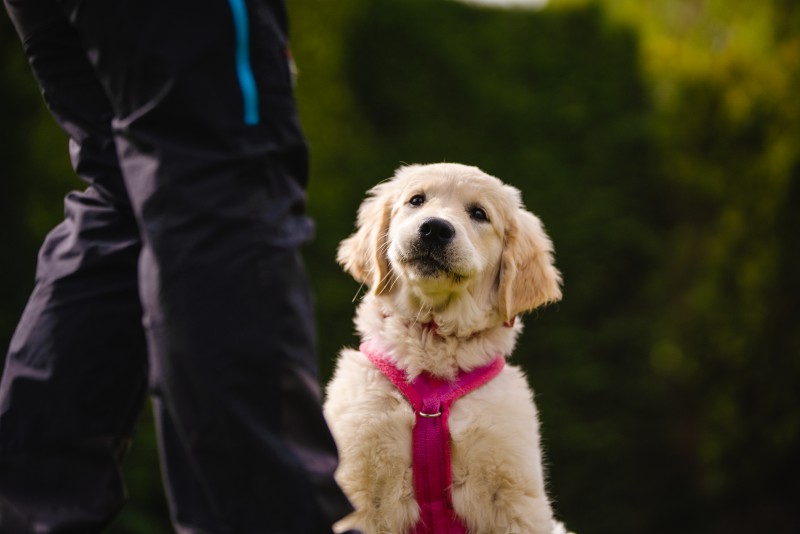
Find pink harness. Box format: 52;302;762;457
361;342;505;534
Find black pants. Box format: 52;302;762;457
0;0;352;532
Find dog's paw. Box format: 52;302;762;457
332;514;360;534
552;519;576;534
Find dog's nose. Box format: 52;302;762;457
419;218;455;246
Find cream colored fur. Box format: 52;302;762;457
325;163;568;534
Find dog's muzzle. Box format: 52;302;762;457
401;218;458;278
419;218;455;248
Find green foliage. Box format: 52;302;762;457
593;1;800;531
1;0;798;532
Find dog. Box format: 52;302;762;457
324;163;568;534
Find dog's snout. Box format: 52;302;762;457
419;218;455;246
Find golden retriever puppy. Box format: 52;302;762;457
325;163;567;534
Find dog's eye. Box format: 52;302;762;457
468;205;489;222
409;194;425;207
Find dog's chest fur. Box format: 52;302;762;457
324;299;556;534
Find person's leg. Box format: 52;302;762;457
149;251;348;534
59;0;352;531
0;1;148;531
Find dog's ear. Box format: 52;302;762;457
498;208;562;321
337;180;395;295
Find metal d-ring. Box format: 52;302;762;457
418;410;442;418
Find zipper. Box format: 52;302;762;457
227;0;260;125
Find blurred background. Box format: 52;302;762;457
1;0;798;532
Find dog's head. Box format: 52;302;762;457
338;163;561;323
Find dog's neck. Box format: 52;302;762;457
354;295;521;381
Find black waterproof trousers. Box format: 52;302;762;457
0;0;352;532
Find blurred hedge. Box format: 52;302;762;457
1;1;798;533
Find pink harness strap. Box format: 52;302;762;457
361;342;505;534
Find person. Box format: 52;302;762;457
0;0;354;531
